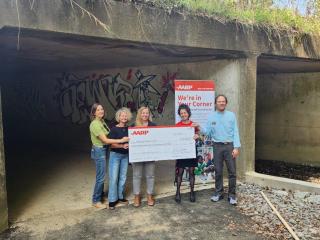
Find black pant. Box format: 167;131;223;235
213;144;236;198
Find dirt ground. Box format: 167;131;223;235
3;148;266;239
4;150;317;239
0;189;266;240
4;148;213;223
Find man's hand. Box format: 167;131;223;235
232;148;240;159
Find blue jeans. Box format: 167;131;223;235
108;151;129;203
91;146;107;203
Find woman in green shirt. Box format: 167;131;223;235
90;103;129;209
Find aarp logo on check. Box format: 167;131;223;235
131;130;149;136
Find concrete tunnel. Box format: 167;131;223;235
0;26;250;225
1;0;320;231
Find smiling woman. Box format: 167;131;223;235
174;103;200;204
89;103;129;209
107;107;132;210
131;106;157;207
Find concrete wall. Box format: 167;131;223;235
0;88;8;232
1;57;257;231
256;72;320;167
1;60;237;148
1;0;320;59
1;58;253;171
238;56;257;173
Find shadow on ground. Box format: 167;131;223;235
256;159;320;184
1;189;266;240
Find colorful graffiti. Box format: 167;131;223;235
56;69;177;124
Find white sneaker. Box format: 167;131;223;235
228;197;237;205
210;195;223;202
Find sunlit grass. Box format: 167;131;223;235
147;0;320;35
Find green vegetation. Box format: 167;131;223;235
140;0;320;35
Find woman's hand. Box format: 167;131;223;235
123;143;129;149
120;137;129;143
193;134;199;140
191;122;200;128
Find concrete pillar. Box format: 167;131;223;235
0;87;8;232
237;55;257;178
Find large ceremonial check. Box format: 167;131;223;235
128;126;196;163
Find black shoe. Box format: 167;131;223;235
118;199;129;206
109;201;117;210
190;192;196;202
175;192;181;203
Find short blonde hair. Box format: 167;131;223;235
115;107;132;123
135;106;152;126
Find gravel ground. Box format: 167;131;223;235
236;183;320;240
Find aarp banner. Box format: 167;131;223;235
174;80;215;129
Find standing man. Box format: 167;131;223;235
204;94;240;205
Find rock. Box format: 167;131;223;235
237;183;320;240
288;218;296;225
310;228;319;235
294;191;309;199
297;232;304;237
306;195;320;204
273;189;288;197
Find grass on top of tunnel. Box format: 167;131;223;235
140;0;320;36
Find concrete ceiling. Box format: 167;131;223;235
0;27;245;74
1;27;320;75
258;55;320;74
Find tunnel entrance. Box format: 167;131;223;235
0;27;245;222
256;55;320;184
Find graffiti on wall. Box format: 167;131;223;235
55;69;177;124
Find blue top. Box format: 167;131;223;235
204;110;241;148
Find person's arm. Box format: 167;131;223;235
108;127;129;148
200;114;213;137
232;114;241;158
193;133;200;140
111;143;129;149
191;122;201;134
98;134;129;145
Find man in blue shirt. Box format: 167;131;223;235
204;94;240;205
